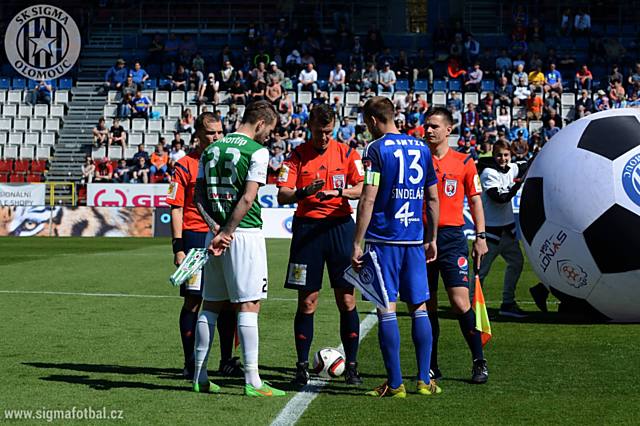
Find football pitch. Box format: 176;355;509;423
1;237;639;425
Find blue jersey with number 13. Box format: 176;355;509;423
363;133;438;244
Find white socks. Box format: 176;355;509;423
237;311;261;388
193;310;218;385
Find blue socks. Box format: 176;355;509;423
294;311;314;363
339;309;360;363
457;308;484;361
378;312;402;389
411;310;433;383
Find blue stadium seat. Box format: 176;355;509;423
58;78;73;90
12;78;26;90
28;80;38;89
433;79;447;92
395;79;409;91
481;80;495;92
0;77;10;90
145;79;157;90
448;79;462;92
159;78;171;90
414;80;428;92
317;79;328;91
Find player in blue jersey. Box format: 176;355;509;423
352;97;441;398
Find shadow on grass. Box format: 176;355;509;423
435;307;609;325
39;374;193;392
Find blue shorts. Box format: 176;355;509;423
367;243;429;305
427;226;470;292
284;215;355;291
179;229;207;298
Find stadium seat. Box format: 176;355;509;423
447;135;459;147
432;91;447;107
145;133;159;145
186;91;198;104
129;133;143;146
107;91;120;104
54;90;69;104
50;105;65;118
218;91;230;104
108;146;123;160
40;132;55;146
144;144;157;156
464;92;479;106
12;78;26;90
26;173;43;182
3;104;17;117
148;119;163;133
167;105;182;119
142;90;154;102
0;159;13;172
297;92;312;105
13;118;28;132
433;80;447;92
92;146;106;159
103;105;117;118
132;118;146;132
19;146;34;160
0;132;7;144
345;91;360;105
448;79;462;92
13;159;30;173
529;120;543;133
36;146;50;159
163;119;176;133
171;91;186;105
344;105;358;118
9;173;25;182
7;90;22;104
158;78;171;91
481;80;495;92
0;118;11;131
45;118;60;133
395;80;410;92
0;172;8;182
512;106;526;119
0;90;6;104
3;145;18;159
561;93;576;106
236;105;246;117
31;160;47;173
29;118;44;132
144;79;157;90
18;105;32;118
27;80;38;90
378;92;392;100
124;146;137;158
414;80;428;92
216;104;229;117
0;78;10;90
33;104;48;118
24;132;40;146
57;78;73;90
330;91;345;103
155;91;170;104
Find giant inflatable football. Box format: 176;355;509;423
519;108;640;322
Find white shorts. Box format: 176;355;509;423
202;228;268;303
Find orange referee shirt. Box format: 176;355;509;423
423;148;482;227
277;139;364;219
166;151;209;232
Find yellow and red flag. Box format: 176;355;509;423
472;275;492;346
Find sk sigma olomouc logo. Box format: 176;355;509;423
4;4;81;80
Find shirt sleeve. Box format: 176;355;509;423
276;149;301;189
424;149;438;187
346;148;365;185
363;141;382;186
247;147;269;185
166;161;188;206
463;156;482;197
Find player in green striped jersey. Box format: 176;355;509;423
192;101;285;397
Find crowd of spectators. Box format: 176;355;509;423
94;8;640;184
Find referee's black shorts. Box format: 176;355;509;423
284;215;355;292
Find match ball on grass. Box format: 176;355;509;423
312;348;345;379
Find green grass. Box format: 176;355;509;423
0;237;638;425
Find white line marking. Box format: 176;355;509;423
271;311;378;426
0;290;297;302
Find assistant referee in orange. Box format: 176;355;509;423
277;103;364;387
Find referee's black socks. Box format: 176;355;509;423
294;311;314;363
340;308;360;363
217;309;237;363
457;308;484;361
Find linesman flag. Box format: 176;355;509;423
343;250;390;310
170;248;209;287
472;273;492;346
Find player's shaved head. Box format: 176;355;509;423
241;100;278;126
426;107;454;126
363;96;395;124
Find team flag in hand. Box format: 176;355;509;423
169;248;209;287
472;273;492;346
343;251;389;310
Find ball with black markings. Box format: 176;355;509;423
312;347;346;378
519;108;640;322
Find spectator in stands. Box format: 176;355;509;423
450;33;465;58
219;60;239;92
609;79;626;108
266;77;283;105
109;118;127;152
150;142;169;181
170;132;185;150
465;62;483;92
464;34;481;64
378;62;397;94
178;108;195;134
528;66;545;92
301;51;317;68
121;75;137;99
268;144;285;180
627;63;640;90
118;93;133;118
250;75;267;103
169;139;186;170
543;107;562;128
94;158;113;182
480;92;495;121
29;79;52;105
458;133;478;161
511;137;531;162
411;48;432;85
148;34;164;65
448;91;463;112
267;61;285;85
349;35;365;69
463;103;481;133
576;89;594;116
192;52;205;73
169;64;189;92
406;116;425;140
509;119;529;141
337;118;356;145
277;101;292;129
511;63;527;87
544;90;561;115
188;69;204;92
574;9;591;37
609;64;624;88
329;62;346;91
543;119;560;143
395;50;411;81
298;62;318;92
494;75;512;108
285;49;302;78
575;64;593;91
526;91;543;120
362;62;378;93
496;105;511;133
131;62;149;90
132;143;149;165
112;159;131;183
223;104;241;134
198;73;219;105
81;156;95;184
449;105;462;134
132;155;150;184
131;90;151;119
93;118;109;148
447;56;467;81
495;48;512;76
346;62;363;92
544;63;563;94
230;79;248;105
103;59;128;94
513;77;531;106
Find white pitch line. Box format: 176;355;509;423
0;289;297;302
271;311;378;426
